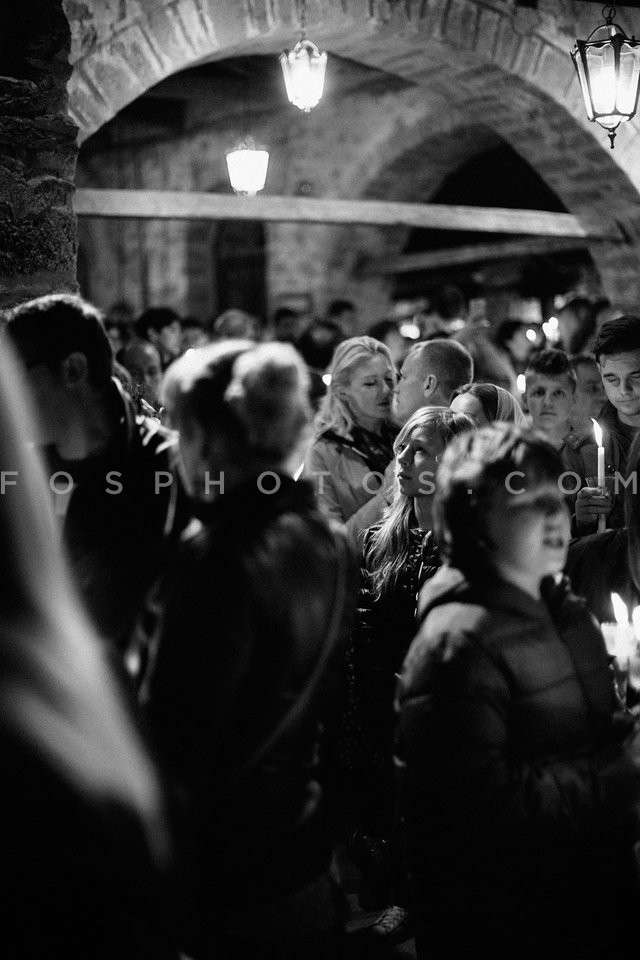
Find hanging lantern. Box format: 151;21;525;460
225;138;269;196
280;0;327;112
280;38;327;112
571;4;640;148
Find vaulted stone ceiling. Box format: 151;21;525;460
61;1;640;315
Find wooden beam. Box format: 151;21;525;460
364;236;601;276
73;188;622;240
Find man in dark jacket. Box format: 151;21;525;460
4;293;183;663
576;315;640;530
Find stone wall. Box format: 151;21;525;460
0;0;78;308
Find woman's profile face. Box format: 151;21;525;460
396;424;442;499
484;481;570;595
450;392;488;426
339;355;396;430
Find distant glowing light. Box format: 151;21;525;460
399;321;421;340
516;374;526;393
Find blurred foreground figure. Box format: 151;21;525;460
0;342;177;959
144;340;357;960
4;294;180;661
397;424;640;960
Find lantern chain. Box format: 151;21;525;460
299;0;307;39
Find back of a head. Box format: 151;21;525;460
368;318;399;343
569;354;599;375
525;347;576;386
595;315;640;362
559;297;596;353
413;338;474;400
162;339;311;464
395;404;476;452
494;318;526;350
451;382;499;421
452;382;524;424
327;298;355;319
4;293;113;389
435;423;563;579
136;306;181;338
430;284;467;321
213;308;260;342
296;319;343;370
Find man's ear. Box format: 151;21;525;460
61;351;89;387
422;374;437;399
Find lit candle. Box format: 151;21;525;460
591;417;606;533
601;594;636;705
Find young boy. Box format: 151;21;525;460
524;348;577;450
524;349;588;518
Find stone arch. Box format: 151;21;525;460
66;0;640;310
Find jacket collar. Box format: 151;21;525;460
419;563;554;625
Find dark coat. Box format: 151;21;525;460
144;476;357;952
565;528;639;623
396;565;640;957
44;379;184;654
0;727;177;960
329;527;440;838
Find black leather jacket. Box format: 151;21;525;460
144;475;357;933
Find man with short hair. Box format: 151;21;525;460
4;293;182;663
575;315;640;530
596;315;640;458
136;306;183;370
392;338;474;426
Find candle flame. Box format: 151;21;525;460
612;592;629;625
591;417;603;448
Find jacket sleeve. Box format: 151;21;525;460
303;441;347;524
344;491;387;547
304;441;390;543
396;627;640;849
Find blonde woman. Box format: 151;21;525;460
335;407;474;943
0;339;174;959
304;335;397;542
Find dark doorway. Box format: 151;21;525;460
214;220;267;320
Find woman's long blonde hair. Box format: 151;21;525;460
0;338;165;851
366;406;475;600
313;335;394;439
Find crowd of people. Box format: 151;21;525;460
2;285;640;960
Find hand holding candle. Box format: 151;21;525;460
602;593;636;706
591;417;607;533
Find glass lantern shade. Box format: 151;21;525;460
280;39;327;112
226;140;269;196
571;19;640;147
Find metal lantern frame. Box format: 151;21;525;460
571;4;640;148
280;0;327;113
